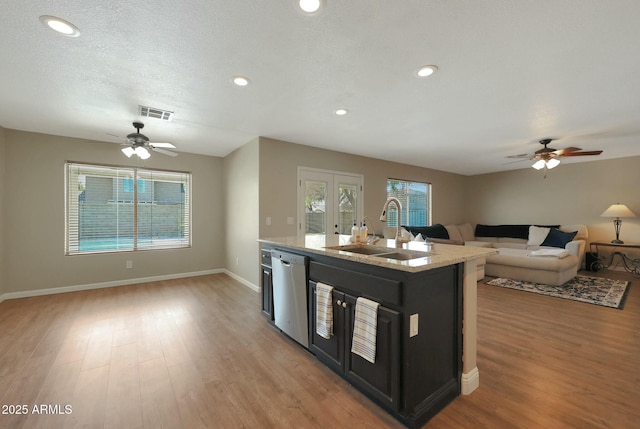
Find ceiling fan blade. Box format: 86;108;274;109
560;150;603;157
503;158;531;165
506;153;533;159
149;142;176;149
553;147;582;156
152;147;178;157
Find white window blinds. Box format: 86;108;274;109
66;163;191;255
386;179;431;227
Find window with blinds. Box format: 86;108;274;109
386;179;431;227
65;162;191;255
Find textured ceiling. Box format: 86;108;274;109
1;0;639;175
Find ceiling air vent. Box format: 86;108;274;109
138;105;173;121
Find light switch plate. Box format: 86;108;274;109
287;216;294;225
410;313;419;337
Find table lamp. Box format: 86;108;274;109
600;203;636;244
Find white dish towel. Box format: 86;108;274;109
315;282;334;339
351;297;380;364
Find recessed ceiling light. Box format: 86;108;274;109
39;15;80;37
298;0;322;14
335;108;348;116
232;76;250;86
416;65;438;78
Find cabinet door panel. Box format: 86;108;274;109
308;281;345;373
344;294;401;411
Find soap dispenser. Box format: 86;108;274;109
351;223;359;242
360;221;368;242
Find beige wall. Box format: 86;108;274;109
0;127;5;298
258;137;468;239
223;138;260;286
2;128;637;298
465;156;640;244
3;130;224;294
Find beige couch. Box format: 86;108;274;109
443;223;587;285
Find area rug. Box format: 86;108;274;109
486;275;630;309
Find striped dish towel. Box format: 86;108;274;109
351;297;379;364
315;282;334;339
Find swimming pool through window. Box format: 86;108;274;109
65;162;191;254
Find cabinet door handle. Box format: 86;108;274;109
342;302;347;308
336;300;342;306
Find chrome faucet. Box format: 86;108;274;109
379;197;405;244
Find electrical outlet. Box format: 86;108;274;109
410;313;419;337
126;260;133;269
266;216;271;226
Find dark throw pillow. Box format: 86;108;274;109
541;228;577;249
402;224;450;240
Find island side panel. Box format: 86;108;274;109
402;263;462;425
461;259;479;395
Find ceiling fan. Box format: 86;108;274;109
507;138;603;170
119;122;178;159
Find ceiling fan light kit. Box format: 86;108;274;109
532;158;560;170
118;122;177;159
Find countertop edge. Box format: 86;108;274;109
258;236;498;273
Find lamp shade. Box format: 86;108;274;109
600;204;636;218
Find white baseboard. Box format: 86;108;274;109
0;269;257;301
461;367;480;395
222;269;260;292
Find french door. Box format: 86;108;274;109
298;168;363;239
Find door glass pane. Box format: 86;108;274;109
304;180;327;236
338;183;357;234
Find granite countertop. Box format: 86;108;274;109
258;235;498;273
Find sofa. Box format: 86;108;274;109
402;223;587;286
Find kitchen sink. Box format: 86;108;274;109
372;250;432;261
325;244;392;255
326;245;433;261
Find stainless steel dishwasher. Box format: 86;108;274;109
271;249;309;348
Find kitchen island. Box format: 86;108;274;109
258;235;497;428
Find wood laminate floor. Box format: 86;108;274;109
0;270;637;428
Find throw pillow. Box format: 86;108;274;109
527;225;550;246
541;228;578;249
400;228;414;241
457;223;475;241
402;224;449;239
444;225;463;241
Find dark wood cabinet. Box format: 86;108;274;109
309;282;345;373
260;250;274;321
344;292;401;410
309;281;401;411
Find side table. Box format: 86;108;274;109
589;241;640;276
